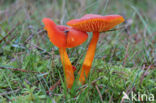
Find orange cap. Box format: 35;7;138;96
67;14;125;32
42;18;88;48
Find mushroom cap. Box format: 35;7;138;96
42;18;88;48
67;14;125;32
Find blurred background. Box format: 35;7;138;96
0;0;155;102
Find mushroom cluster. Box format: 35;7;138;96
42;14;124;89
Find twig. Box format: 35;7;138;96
95;84;103;102
0;66;41;73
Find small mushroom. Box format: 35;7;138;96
42;18;88;88
67;14;125;84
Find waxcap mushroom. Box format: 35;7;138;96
67;14;125;32
42;18;88;88
42;18;88;48
67;14;125;84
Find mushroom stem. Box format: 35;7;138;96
79;32;100;84
59;48;74;88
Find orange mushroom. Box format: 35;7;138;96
67;14;125;84
42;18;88;88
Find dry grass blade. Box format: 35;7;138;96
79;76;104;89
25;42;51;56
0;88;20;96
140;65;151;85
109;94;113;103
24;29;46;43
49;79;61;91
0;66;41;73
0;23;20;44
47;79;61;95
95;84;103;102
123;43;129;66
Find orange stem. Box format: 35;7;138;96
79;32;100;84
59;48;74;88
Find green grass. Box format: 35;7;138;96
0;0;156;103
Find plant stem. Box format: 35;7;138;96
79;32;100;84
59;48;74;88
